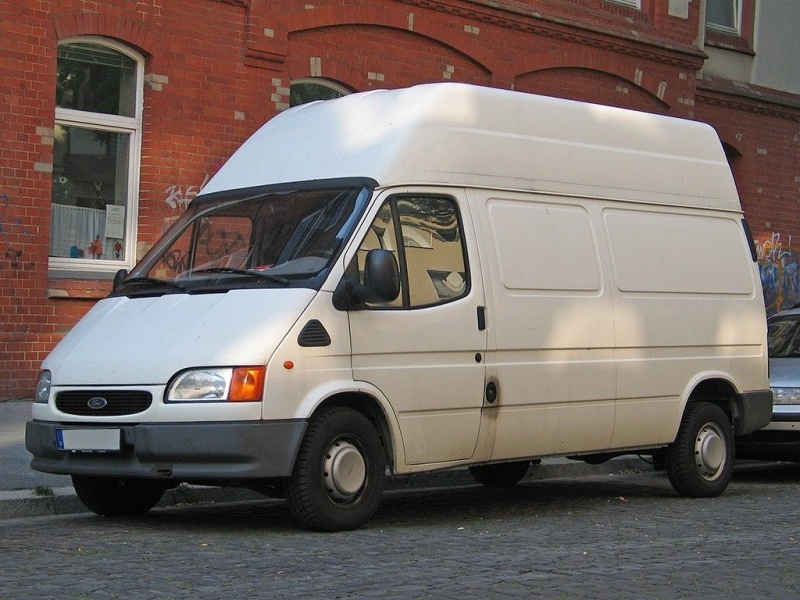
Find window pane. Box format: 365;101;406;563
706;0;738;31
358;202;404;307
396;197;467;307
56;43;137;117
51;124;130;260
290;82;346;107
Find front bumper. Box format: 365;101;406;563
735;403;800;461
26;420;307;481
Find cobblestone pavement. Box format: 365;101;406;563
2;463;799;599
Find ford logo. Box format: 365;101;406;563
87;396;108;410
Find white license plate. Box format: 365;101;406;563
56;428;121;452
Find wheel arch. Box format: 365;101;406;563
312;391;397;474
685;376;739;427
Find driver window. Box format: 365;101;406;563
357;195;468;309
357;201;404;307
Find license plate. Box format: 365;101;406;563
56;428;121;452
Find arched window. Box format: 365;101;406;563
290;79;349;107
51;38;143;273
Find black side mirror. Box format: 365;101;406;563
359;249;400;303
334;249;401;310
112;268;128;291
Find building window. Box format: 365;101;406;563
605;0;641;8
290;79;349;107
51;39;143;274
706;0;741;34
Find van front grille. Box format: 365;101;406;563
55;390;153;416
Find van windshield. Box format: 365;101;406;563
120;184;371;296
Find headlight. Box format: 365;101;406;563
166;367;265;402
34;370;51;404
771;387;800;405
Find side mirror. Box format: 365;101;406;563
112;268;128;291
360;249;401;303
332;249;401;311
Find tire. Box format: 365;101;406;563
469;460;530;487
665;402;734;498
72;476;167;517
286;407;386;532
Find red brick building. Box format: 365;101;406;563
1;0;799;397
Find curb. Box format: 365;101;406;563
0;457;653;521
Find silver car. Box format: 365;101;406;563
737;308;800;461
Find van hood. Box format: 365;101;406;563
44;289;316;386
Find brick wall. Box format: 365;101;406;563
696;82;800;314
0;0;797;397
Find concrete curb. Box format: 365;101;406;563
0;457;653;520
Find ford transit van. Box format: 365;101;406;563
27;83;773;531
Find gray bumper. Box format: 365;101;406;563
25;420;307;481
733;390;774;436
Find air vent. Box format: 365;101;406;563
298;319;331;347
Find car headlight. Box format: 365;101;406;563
34;370;51;404
166;367;265;402
771;387;800;405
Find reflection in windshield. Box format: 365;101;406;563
124;185;370;295
768;316;800;358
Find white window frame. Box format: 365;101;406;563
605;0;642;9
706;0;742;35
51;37;143;276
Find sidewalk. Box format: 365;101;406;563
0;399;653;520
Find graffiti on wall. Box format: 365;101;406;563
0;192;34;270
164;173;209;211
756;232;800;315
162;173;210;235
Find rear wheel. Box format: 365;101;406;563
665;402;734;498
72;476;167;516
469;460;530;487
286;407;386;532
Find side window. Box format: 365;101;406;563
357;196;468;308
51;39;143;274
706;0;741;34
357;202;404;308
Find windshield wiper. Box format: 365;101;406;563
121;276;188;292
191;267;289;284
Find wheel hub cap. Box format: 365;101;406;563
323;440;366;502
695;423;725;480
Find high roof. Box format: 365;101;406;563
200;83;740;211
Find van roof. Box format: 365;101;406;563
200;83;741;211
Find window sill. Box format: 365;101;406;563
47;279;112;300
705;30;754;55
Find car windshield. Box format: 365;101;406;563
768;315;800;358
120;184;371;296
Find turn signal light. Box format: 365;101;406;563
229;367;266;402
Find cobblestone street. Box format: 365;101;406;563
2;463;799;599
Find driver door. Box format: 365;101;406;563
347;191;488;466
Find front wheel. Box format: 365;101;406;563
286;407;386;532
665;402;734;498
72;476;167;516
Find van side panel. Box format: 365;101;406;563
605;207;767;448
473;193;617;459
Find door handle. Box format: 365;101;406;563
477;306;486;331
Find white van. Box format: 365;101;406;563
27;83;772;531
